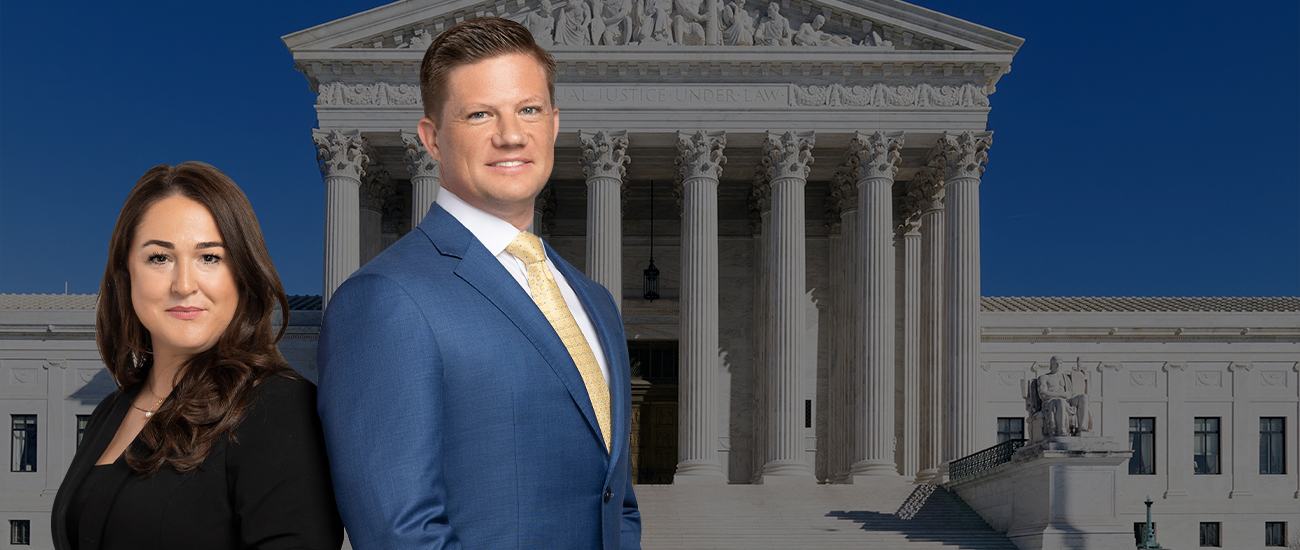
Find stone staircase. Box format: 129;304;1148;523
637;479;1017;549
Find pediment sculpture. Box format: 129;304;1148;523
1021;356;1093;442
512;0;889;47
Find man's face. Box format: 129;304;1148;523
418;53;558;227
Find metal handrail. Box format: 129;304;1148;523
947;438;1026;484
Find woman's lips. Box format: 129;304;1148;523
166;306;203;320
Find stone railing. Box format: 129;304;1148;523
946;438;1025;485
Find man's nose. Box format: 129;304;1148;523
494;114;527;146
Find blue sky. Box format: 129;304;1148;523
1;1;1297;297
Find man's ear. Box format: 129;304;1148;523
417;117;441;162
552;107;560;142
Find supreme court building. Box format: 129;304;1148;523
289;0;1020;487
2;1;1297;549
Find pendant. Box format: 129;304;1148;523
144;410;153;418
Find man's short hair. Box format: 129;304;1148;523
418;17;557;124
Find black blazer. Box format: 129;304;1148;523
51;376;344;550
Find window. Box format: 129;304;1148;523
997;417;1024;443
1265;522;1287;547
1129;417;1156;475
76;415;91;449
1199;522;1220;547
11;415;36;473
1133;522;1157;547
9;520;30;545
1193;417;1220;475
1261;417;1286;475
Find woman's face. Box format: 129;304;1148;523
128;195;238;363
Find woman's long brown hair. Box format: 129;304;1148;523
96;161;295;476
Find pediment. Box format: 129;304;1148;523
283;0;1022;54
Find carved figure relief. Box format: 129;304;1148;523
1021;356;1092;441
494;0;873;47
754;2;793;45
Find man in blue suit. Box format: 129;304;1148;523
317;17;641;549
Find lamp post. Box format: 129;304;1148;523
1137;495;1162;549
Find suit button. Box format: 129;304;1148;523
604;487;612;503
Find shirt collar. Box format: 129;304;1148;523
436;188;524;257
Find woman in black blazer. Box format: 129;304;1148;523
52;162;343;550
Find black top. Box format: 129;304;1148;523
51;376;344;550
67;463;117;550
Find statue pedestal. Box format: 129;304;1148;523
949;436;1135;550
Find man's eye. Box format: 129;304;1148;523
521;107;539;115
469;112;488;119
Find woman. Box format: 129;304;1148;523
52;162;344;550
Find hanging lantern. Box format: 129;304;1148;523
643;259;659;301
643;179;660;302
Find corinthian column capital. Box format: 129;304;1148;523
909;163;946;212
848;130;904;183
676;130;728;183
760;130;816;183
401;131;439;179
579;130;630;181
936;131;992;182
313;129;369;181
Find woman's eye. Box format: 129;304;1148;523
146;253;169;265
201;254;222;265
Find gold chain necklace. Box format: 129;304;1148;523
131;382;167;418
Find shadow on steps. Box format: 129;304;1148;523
826;485;1016;549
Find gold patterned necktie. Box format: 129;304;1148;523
506;231;611;452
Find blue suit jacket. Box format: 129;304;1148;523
317;204;641;549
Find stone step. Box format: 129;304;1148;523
635;480;1017;550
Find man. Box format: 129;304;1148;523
317;17;641;550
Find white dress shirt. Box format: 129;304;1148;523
436;189;612;390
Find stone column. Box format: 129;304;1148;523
912;167;946;484
757;130;815;483
402;131;440;228
674;130;727;483
899;217;921;478
313;129;369;307
580;130;630;309
827;167;858;483
360;168;394;267
849;130;904;479
938;131;992;462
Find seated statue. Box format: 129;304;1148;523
1022;356;1092;441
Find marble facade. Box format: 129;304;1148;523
285;0;1020;486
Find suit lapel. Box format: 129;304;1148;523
418;206;606;450
546;241;630;469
